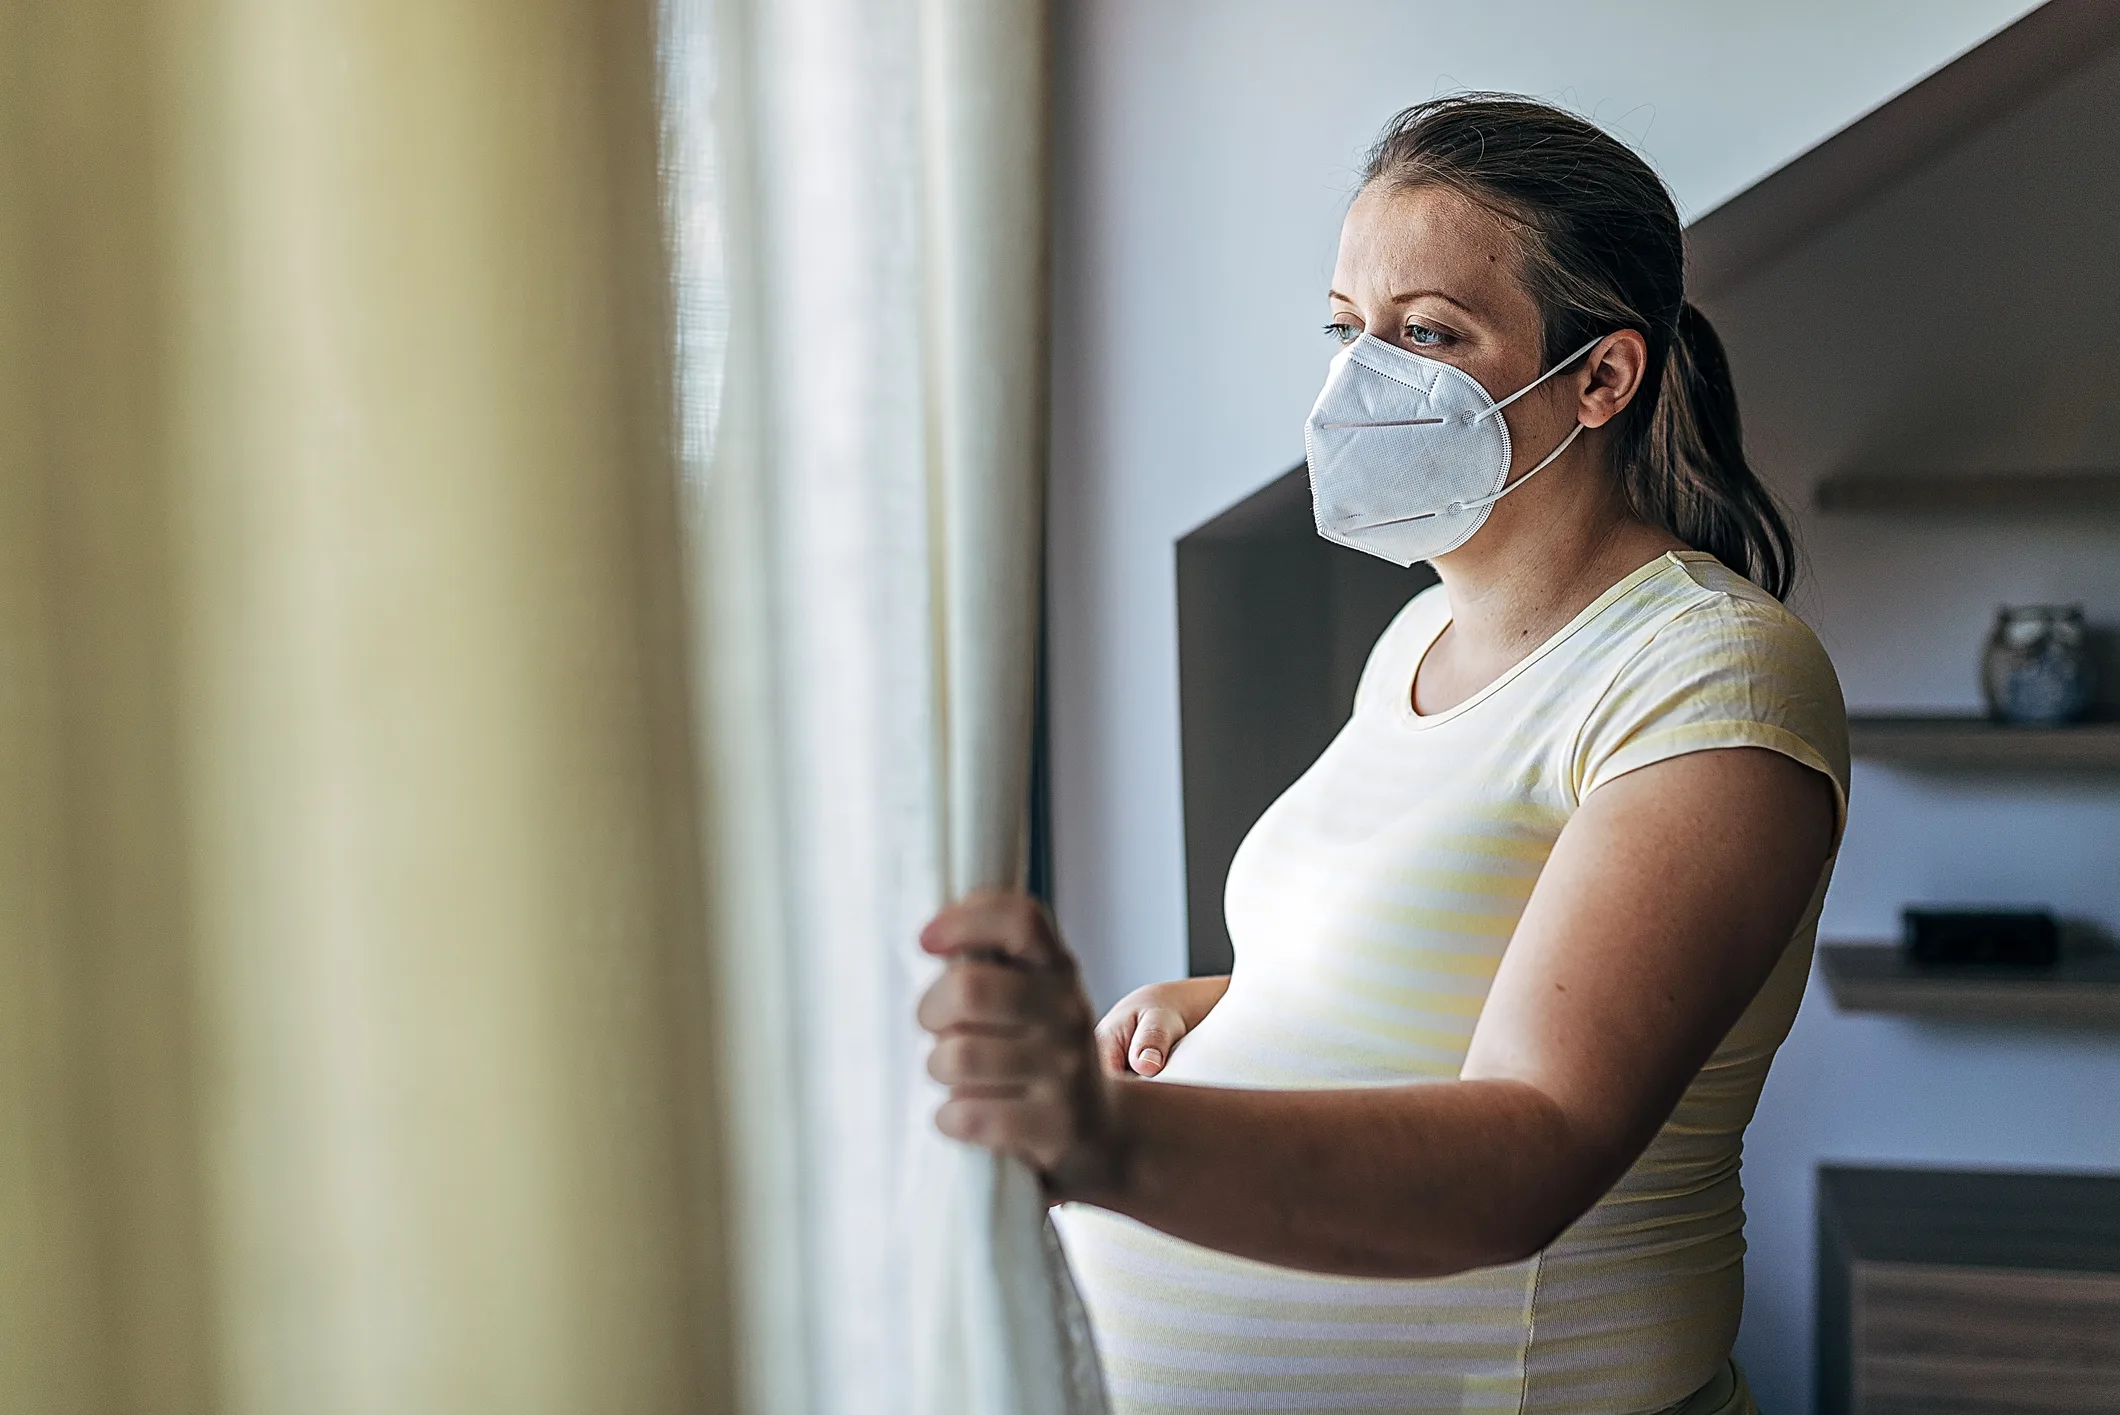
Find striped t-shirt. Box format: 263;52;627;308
1059;551;1849;1414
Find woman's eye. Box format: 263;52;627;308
1323;321;1360;346
1406;321;1448;347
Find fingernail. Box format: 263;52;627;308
1136;1048;1163;1072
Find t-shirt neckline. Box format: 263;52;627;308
1398;551;1708;730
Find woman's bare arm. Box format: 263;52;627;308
918;745;1834;1279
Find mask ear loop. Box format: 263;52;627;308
1443;419;1584;515
1446;332;1605;513
1471;334;1606;424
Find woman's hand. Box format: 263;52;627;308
1095;976;1229;1077
916;890;1124;1200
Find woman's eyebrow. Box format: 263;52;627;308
1391;288;1479;315
1326;288;1480;317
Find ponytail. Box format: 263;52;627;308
1623;303;1794;599
1361;95;1800;599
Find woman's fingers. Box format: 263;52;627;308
917;958;1080;1035
1092;995;1138;1073
928;1007;1102;1177
914;891;1119;1191
927;1032;1060;1088
933;1081;1083;1173
1091;987;1198;1077
916;960;1023;1033
1128;1004;1186;1077
1093;1013;1134;1076
919;889;1071;971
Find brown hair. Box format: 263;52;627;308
1361;94;1796;598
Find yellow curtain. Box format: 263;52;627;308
0;2;733;1411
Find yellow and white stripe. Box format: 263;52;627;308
1059;552;1848;1414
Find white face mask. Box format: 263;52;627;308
1303;331;1601;566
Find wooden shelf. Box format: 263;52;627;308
1849;713;2120;768
1821;943;2120;1025
1815;468;2120;513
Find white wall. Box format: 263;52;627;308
1044;3;2071;1411
1702;40;2120;1409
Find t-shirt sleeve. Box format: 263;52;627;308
1568;596;1851;842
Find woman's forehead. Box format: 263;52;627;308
1332;184;1525;311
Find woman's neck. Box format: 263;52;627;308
1413;467;1686;716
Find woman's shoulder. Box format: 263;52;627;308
1551;552;1840;708
1640;554;1840;689
1568;552;1850;815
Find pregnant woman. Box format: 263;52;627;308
919;95;1847;1415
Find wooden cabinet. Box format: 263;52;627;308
1819;1166;2120;1413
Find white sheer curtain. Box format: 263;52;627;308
664;0;1108;1411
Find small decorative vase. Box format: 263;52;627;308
1981;605;2094;726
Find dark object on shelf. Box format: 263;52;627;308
1982;604;2095;725
1818;1165;2120;1414
1819;942;2120;1024
1903;908;2059;967
1847;714;2120;769
1813;467;2120;514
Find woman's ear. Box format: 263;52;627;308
1576;329;1648;429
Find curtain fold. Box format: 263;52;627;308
669;0;1107;1409
1;3;733;1410
913;3;1108;1412
1;9;215;1408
